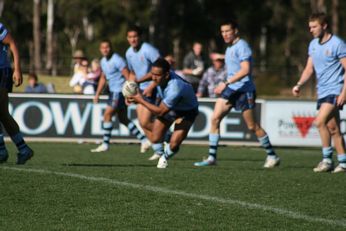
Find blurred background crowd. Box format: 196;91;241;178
3;0;346;97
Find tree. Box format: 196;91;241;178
33;0;41;73
46;0;55;75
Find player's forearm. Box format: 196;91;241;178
137;72;152;83
95;76;106;96
9;37;22;72
138;98;163;115
224;69;249;85
296;69;313;87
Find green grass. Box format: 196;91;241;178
13;74;74;94
1;142;345;230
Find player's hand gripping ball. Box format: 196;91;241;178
122;81;138;97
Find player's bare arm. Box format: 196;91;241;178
142;81;158;97
121;67;130;81
3;33;22;87
131;92;169;116
337;57;346;106
94;73;106;103
292;57;314;97
214;60;250;95
136;72;153;83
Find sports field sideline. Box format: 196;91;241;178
1;142;345;230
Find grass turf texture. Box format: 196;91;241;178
0;142;345;230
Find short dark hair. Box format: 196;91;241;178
28;73;38;81
220;19;239;30
100;39;112;48
309;12;329;26
127;24;142;36
152;58;170;73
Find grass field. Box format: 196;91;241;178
1;142;345;230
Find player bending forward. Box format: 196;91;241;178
130;58;199;168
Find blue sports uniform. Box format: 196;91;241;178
308;35;346;109
126;42;160;102
100;53;127;109
0;23;13;92
157;71;199;123
221;39;256;111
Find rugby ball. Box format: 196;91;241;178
122;81;138;97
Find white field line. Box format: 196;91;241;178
2;166;346;228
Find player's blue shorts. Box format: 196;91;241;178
0;68;13;92
107;91;126;110
159;107;199;123
220;87;256;112
317;94;343;110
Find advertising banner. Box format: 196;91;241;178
262;100;346;147
8;94;261;144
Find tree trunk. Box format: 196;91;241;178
151;0;169;55
33;0;41;73
46;0;54;74
331;0;339;34
310;0;326;12
0;0;5;17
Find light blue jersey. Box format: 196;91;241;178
125;42;160;90
0;23;10;68
225;39;255;92
100;53;126;92
308;35;346;99
157;71;198;111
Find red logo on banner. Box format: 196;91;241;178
292;116;315;137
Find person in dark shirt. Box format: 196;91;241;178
24;73;47;93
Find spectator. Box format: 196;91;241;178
69;58;88;94
182;42;206;92
24;73;48;93
164;54;184;76
72;49;85;75
196;57;227;98
83;58;101;95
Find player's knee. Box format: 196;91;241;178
211;116;221;126
314;119;324;129
327;124;339;136
247;123;257;132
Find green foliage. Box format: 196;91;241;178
2;0;346;95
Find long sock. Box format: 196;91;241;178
0;132;7;155
10;132;30;155
152;143;164;156
128;121;146;142
164;130;172;143
337;154;346;168
258;135;276;159
164;144;178;159
208;134;220;160
322;146;333;164
102;121;113;146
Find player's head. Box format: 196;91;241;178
151;58;171;86
220;19;239;44
28;73;38;86
308;12;329;38
99;39;112;57
192;42;203;56
127;25;142;48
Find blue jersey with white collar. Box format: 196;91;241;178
157;71;198;111
100;53;126;92
125;42;160;90
0;23;10;68
225;39;255;92
308;35;346;99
